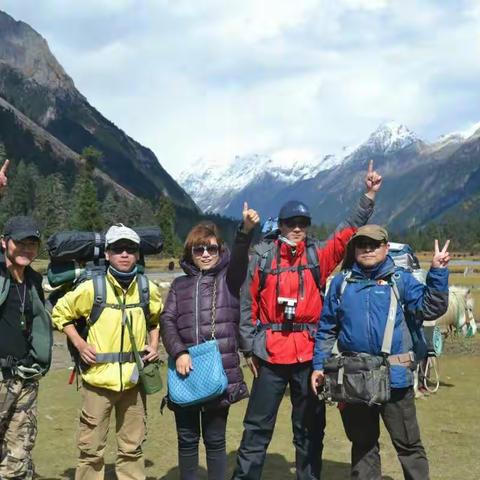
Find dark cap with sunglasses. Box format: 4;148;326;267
349;225;388;245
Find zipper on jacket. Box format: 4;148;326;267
194;274;202;345
119;291;126;392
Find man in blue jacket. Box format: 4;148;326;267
311;225;450;480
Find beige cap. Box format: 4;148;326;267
105;224;140;247
350;224;388;243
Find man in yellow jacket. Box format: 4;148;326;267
52;224;163;480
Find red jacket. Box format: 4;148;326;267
239;194;374;364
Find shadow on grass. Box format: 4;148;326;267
159;451;352;480
52;459;156;480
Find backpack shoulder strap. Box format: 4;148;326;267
89;274;107;326
256;242;276;291
338;269;353;298
0;272;9;306
306;239;322;293
136;273;151;321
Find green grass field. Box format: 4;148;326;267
34;338;480;480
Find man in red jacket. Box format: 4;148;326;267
232;161;382;480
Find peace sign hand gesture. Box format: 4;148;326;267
242;201;260;233
0;159;10;195
432;239;450;268
365;159;382;199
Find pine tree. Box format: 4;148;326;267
34;173;69;239
156;196;181;256
71;166;104;231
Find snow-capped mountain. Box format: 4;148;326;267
178;121;420;215
178;153;335;214
177;120;480;230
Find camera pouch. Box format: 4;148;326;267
323;352;391;406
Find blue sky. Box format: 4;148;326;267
2;0;480;176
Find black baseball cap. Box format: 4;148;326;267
3;216;41;241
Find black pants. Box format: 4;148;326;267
174;405;229;480
340;387;428;480
232;361;326;480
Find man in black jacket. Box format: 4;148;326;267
0;159;52;480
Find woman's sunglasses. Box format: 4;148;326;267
192;245;219;257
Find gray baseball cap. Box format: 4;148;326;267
105;224;140;247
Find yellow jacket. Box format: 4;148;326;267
52;271;163;391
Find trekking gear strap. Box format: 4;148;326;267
95;352;135;363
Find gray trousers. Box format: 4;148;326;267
340;387;428;480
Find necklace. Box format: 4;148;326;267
14;281;27;331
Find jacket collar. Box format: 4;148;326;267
351;255;396;280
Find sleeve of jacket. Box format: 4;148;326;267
238;253;261;354
402;268;449;321
318;194;375;283
147;280;163;329
312;275;342;370
226;225;255;297
51;281;94;331
159;280;187;359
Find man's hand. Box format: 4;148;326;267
0;159;10;195
76;339;97;365
245;354;260;378
242;202;260;233
311;370;325;394
364;160;382;199
142;344;159;363
432;239;450;268
176;352;193;376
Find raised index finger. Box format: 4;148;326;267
434;239;439;254
243;201;248;213
0;159;10;175
368;159;373;174
442;239;450;253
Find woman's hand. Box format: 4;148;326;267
432;239;450;268
242;201;260;233
176;352;193;376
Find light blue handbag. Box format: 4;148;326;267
167;281;228;406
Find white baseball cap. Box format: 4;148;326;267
105;224;140;247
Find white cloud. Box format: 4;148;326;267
1;0;479;177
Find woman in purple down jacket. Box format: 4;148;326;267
160;203;260;480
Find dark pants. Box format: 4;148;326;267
340;387;428;480
232;361;326;480
174;405;229;480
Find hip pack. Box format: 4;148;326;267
322;275;399;406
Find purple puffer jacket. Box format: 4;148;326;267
160;229;252;409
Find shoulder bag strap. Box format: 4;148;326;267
210;279;217;340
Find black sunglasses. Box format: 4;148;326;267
192;245;219;257
283;217;310;229
355;239;385;250
109;245;139;254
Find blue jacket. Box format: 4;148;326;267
313;256;449;388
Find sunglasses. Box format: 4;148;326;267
283;218;310;229
192;245;219;257
109;245;139;254
355;239;385;250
